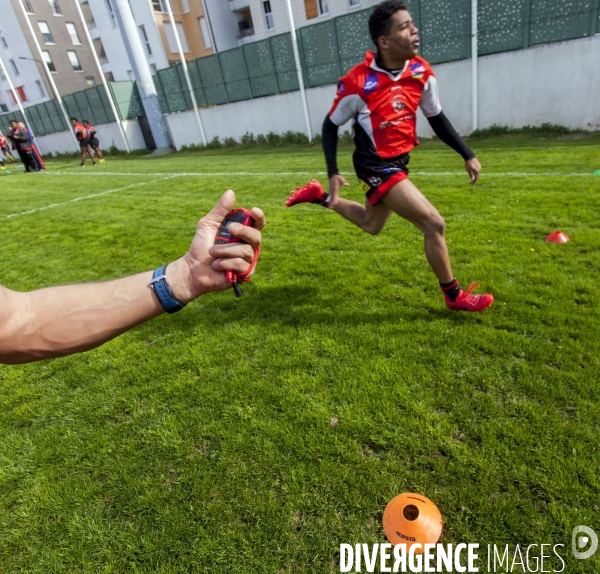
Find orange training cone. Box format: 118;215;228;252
545;230;570;244
382;493;443;552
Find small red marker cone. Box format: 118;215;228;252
545;230;570;244
382;493;443;552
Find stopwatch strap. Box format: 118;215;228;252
236;245;261;283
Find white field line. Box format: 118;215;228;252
2;175;180;220
45;170;598;178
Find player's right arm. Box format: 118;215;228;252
323;75;366;204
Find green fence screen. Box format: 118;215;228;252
0;82;142;137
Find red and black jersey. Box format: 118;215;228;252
86;125;97;138
0;134;7;147
329;51;442;160
72;123;88;140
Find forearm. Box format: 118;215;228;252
322;115;340;178
427;112;475;160
0;259;191;364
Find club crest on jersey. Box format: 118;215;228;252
337;80;345;94
410;62;425;78
363;73;379;94
391;96;405;112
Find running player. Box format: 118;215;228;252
71;117;95;167
82;120;105;163
286;0;493;312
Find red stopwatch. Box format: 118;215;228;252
215;208;260;297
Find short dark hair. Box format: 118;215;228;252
82;120;89;124
70;117;78;122
9;119;17;124
368;0;408;46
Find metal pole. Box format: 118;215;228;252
111;0;172;149
284;0;313;140
164;1;207;145
16;0;79;150
72;0;131;152
471;0;478;132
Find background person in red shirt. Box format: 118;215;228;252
71;117;96;167
83;120;105;164
287;0;493;312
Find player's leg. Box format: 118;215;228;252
382;178;453;283
86;145;96;165
93;141;104;161
383;178;493;312
329;196;393;235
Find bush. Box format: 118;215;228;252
469;123;581;139
339;130;353;144
266;132;282;146
240;132;256;148
255;134;267;145
282;131;309;145
222;137;237;148
206;136;221;149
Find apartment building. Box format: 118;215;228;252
203;0;379;52
85;0;214;82
0;0;49;113
4;0;103;99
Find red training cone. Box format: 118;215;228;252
545;230;570;244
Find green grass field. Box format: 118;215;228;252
1;134;599;573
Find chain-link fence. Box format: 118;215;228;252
0;81;143;137
153;0;599;113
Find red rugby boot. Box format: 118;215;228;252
286;179;328;207
445;282;494;312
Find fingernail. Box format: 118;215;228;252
229;223;238;233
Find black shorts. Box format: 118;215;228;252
80;136;91;148
353;151;410;206
90;137;100;149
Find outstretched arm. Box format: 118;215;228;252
0;190;265;364
322;115;349;205
427;112;481;184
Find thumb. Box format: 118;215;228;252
200;189;236;227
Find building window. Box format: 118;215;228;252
85;76;96;87
263;1;274;29
94;38;108;63
66;23;82;45
42;50;56;71
152;0;167;12
67;50;82;71
150;63;157;74
198;17;211;49
22;0;34;13
139;25;152;55
1;37;7;48
9;86;28;103
48;0;62;15
181;0;189;13
36;80;45;96
349;0;359;5
38;22;55;44
318;0;329;15
163;22;190;53
0;68;5;81
9;59;19;76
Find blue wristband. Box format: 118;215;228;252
150;265;186;314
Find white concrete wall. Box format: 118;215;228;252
164;34;600;150
35;119;146;155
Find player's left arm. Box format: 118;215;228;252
419;74;481;185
